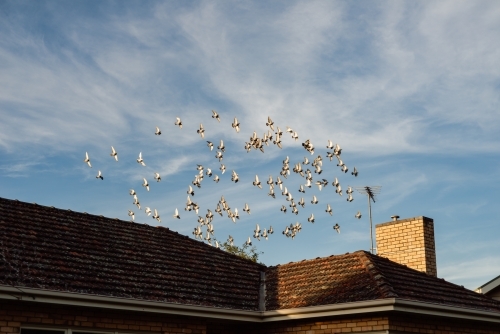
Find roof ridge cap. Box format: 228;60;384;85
356;251;398;298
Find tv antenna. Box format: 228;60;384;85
355;186;381;254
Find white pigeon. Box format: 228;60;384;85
154;172;161;182
232;118;240;133
155;126;161;135
96;170;103;180
128;210;135;221
327;140;333;149
352;167;358;177
298;197;305;208
336;185;342;196
220;164;226;174
243;203;251;214
315;181;323;191
253;175;262;188
227;235;234;246
152;209;161;222
326;204;333;216
231;170;239;183
215;151;223;161
215;240;220;249
298;185;305;193
218;139;225;152
280;205;287;213
207;141;213;151
173;208;180;219
355;211;362;219
213;175;220;183
291;131;299;141
145;207;152;216
311;195;318;204
333;223;341;233
266;116;274;131
212;110;220;122
197;123;205;138
129;189;136;196
308;213;315;223
332;177;339;187
267;175;273;185
142;178;149;191
175;117;183;128
84;152;92;168
245;236;252;246
206;168;212;177
137;152;146;166
110;146;118;161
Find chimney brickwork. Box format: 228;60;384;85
375;216;437;277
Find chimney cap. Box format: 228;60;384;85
391;215;400;221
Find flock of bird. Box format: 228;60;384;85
82;110;363;249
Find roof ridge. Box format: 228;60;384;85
356;251;398;298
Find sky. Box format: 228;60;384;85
1;0;499;291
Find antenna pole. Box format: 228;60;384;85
354;186;381;255
368;194;374;254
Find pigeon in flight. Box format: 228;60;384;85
128;210;135;221
253;175;262;188
137;152;146;166
220;164;226;174
333;223;341;233
142;178;149;191
232;118;240;133
175;117;183;129
227;235;234;246
173;208;180;219
231;170;239;183
243;203;251;214
153;209;161;223
308;213;315;223
218;140;225;152
213;175;220;183
266;116;274;131
212;110;220;122
197;123;205;138
129;189;136;196
215;151;223;162
207;141;213;151
84;152;92;168
245;237;252;246
327;140;334;149
280;205;287;213
355;211;362;219
96;170;103;180
110;146;118;161
155;126;161;135
311;195;318;204
154;172;161;182
352;167;358;177
145;207;152;216
326;204;333;216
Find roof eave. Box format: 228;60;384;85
1;285;500;324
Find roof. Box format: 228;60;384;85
0;197;264;311
265;251;500;313
1;196;500;315
476;275;500;294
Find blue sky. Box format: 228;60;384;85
1;1;499;290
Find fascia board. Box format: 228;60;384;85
1;285;500;324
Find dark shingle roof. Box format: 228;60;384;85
265;251;500;313
0;197;264;310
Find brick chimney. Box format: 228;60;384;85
375;216;437;277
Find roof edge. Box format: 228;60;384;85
2;286;500;324
476;275;500;294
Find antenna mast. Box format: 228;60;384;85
354;186;381;254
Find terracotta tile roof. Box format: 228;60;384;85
0;197;264;311
265;251;500;313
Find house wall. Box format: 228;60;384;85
484;285;500;301
2;300;500;334
0;300;206;334
376;216;437;277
